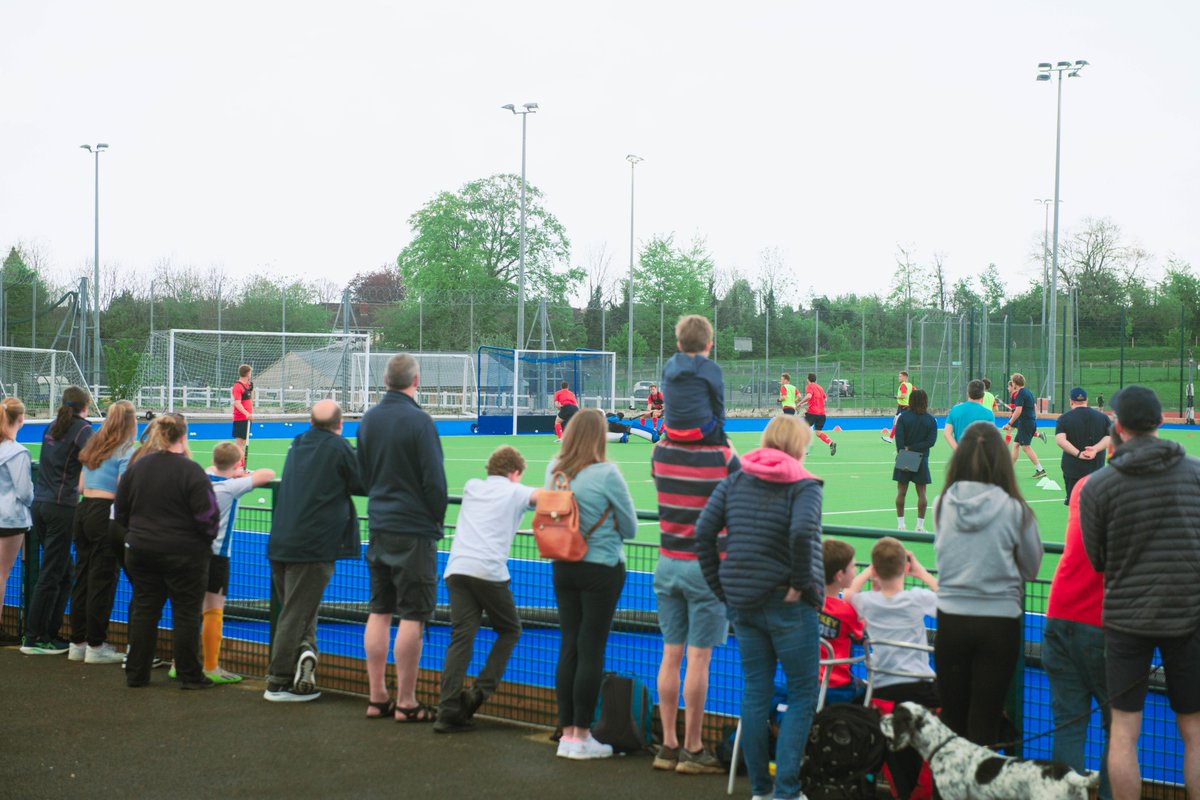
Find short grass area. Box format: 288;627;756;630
32;424;1200;581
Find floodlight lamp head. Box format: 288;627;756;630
80;145;92;152
96;143;108;151
626;154;643;164
1037;62;1053;70
1074;60;1089;67
501;103;515;112
1036;74;1051;81
1056;61;1072;68
523;102;538;111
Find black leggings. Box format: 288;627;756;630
552;560;626;729
934;610;1021;746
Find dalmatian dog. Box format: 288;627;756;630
879;702;1098;800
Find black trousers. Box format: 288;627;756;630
934;610;1021;746
874;681;940;799
69;498;121;646
26;502;78;642
124;546;209;686
438;574;523;720
552;560;626;729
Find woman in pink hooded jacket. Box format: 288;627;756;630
696;415;825;800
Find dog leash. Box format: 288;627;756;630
989;664;1161;752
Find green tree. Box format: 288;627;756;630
103;339;142;401
633;234;713;315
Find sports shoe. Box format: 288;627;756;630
20;638;69;655
433;717;476;734
205;666;243;684
85;642;125;664
263;683;320;703
294;649;318;695
566;733;613;760
676;747;724;775
880;432;892;443
1032;469;1047;479
181;676;216;690
1036;431;1047;443
460;685;485;720
652;744;679;771
830;441;837;457
556;736;580;758
68;642;87;661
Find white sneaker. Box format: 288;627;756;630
897;523;907;532
294;649;318;694
85;642;126;664
914;523;926;533
68;642;86;662
556;737;580;758
566;733;613;760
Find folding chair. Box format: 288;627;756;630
862;637;937;800
726;638;870;795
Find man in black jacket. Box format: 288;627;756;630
358;353;447;721
1080;386;1200;800
264;399;364;703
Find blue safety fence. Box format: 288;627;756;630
2;502;1184;795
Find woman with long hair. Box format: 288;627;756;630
115;414;220;688
0;398;33;645
67;400;138;664
933;421;1043;745
21;386;93;654
545;408;637;760
893;388;937;533
695;415;825;800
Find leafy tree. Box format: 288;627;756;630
633;234;712;315
103;339;142;402
349;266;405;303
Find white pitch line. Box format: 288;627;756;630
823;496;1066;516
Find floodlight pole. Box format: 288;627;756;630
627;154;643;401
81;143;108;392
1037;60;1087;413
1035;198;1052;395
502;102;538;349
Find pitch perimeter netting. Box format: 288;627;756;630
477;347;616;434
352;352;476;416
0;346;90;418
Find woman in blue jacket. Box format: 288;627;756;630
0;397;32;645
893;389;937;533
696;415;825;800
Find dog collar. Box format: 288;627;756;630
925;734;958;764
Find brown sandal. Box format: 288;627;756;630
395;702;436;723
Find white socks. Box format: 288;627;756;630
915;519;926;532
897;517;906;531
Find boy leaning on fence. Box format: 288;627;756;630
433;446;539;733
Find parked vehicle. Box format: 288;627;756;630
828;379;854;397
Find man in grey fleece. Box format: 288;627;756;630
1080;386;1200;800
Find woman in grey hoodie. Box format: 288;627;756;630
0;397;33;645
933;421;1042;746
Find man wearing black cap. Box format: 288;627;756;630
1054;387;1111;505
1080;386;1200;800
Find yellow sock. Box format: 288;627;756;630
202;608;223;672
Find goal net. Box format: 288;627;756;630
477;347;616;435
0;346;90;419
351;352;476;416
137;330;371;416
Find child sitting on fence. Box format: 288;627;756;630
846;537;939;799
661;314;726;446
819;539;865;705
434;445;539;733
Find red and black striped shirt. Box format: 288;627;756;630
651;439;740;560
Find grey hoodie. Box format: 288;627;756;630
0;439;33;529
933;481;1043;618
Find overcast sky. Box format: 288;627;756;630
1;1;1197;306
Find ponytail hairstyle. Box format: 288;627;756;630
49;385;92;440
0;397;25;442
79;400;137;470
130;413;189;466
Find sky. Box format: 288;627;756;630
1;1;1197;307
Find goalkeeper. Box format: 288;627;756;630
231;364;254;466
553;381;579;443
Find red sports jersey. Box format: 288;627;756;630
647;391;664;410
232;379;253;421
819;596;863;688
553;388;578;407
806;384;827;416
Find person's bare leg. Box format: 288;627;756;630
895;483;908;518
682;646;713;753
1011;440;1020;463
1107;709;1143;800
915;484;928;519
1178;711;1200;799
657;644;684;749
393;618;424;710
364;613;393;705
0;535;22;590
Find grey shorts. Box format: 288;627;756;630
367;537;437;621
653;556;728;648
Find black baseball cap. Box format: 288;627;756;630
1110;385;1162;432
1069;387;1087;401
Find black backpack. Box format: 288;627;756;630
800;704;886;800
591;673;655;754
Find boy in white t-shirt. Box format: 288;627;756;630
170;442;274;684
434;446;539;733
845;536;939;799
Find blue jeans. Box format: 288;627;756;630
1042;617;1111;800
730;594;820;800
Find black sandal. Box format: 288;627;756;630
366;699;396;720
394;703;436;723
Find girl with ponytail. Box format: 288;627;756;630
68;400;138;663
22;386;93;654
0;397;32;645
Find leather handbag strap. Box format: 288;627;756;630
583;505;613;539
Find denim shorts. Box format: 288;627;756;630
653;556;728;648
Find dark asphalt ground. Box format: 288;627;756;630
0;646;741;800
